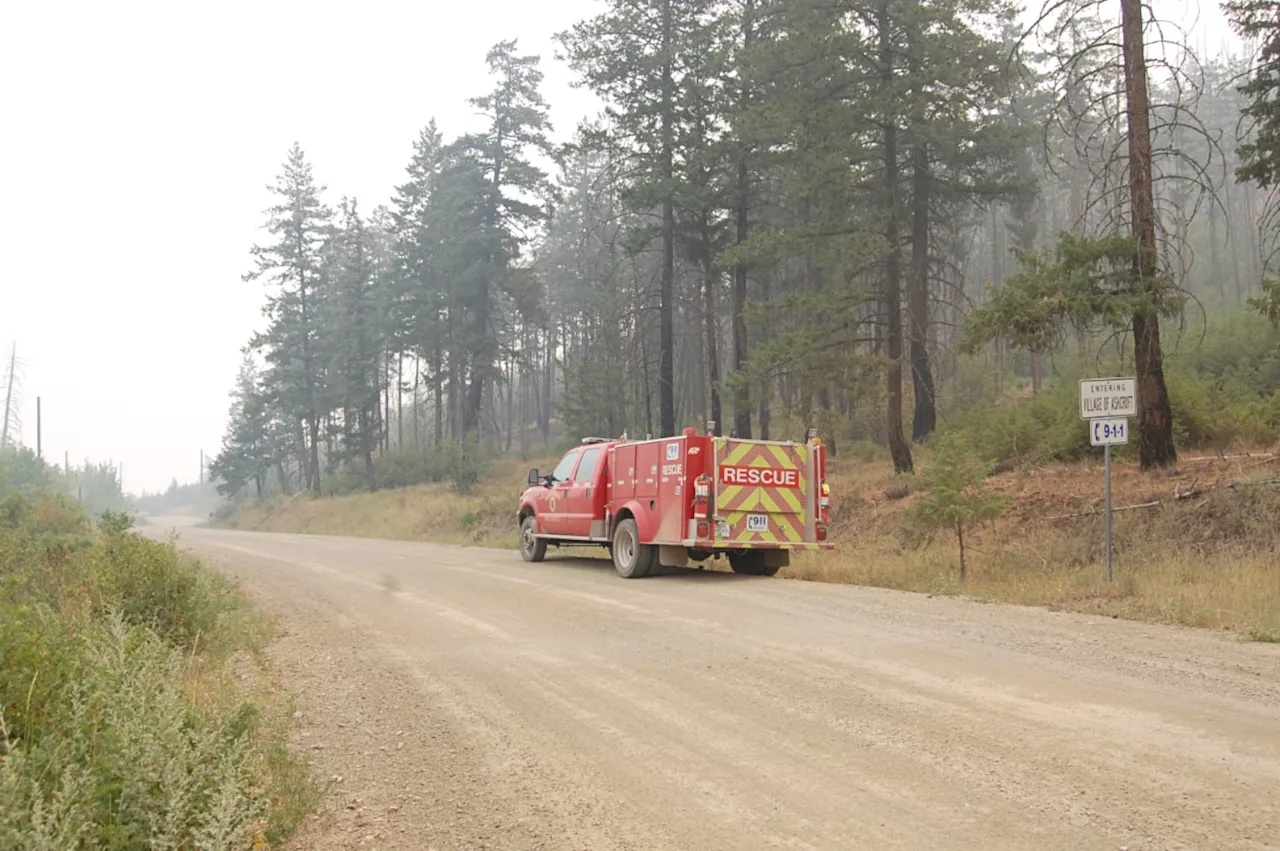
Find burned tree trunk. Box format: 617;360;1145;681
1121;0;1177;469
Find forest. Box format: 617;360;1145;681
210;0;1280;500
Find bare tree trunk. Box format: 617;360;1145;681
1071;145;1087;355
908;139;936;441
731;0;754;439
990;205;1004;396
395;355;403;451
704;258;723;435
0;343;15;447
1209;191;1224;303
758;270;772;440
505;354;515;452
541;326;554;444
658;0;677;437
880;0;913;474
1122;0;1176;469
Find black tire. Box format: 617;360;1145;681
612;518;655;579
520;515;547;563
728;550;779;576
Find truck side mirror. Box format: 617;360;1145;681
527;468;541;487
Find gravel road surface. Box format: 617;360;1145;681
148;520;1280;851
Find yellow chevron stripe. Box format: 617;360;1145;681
763;484;803;515
776;513;804;542
755;492;803;540
757;488;782;513
718;484;745;505
723;441;755;467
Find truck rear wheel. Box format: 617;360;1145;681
520;515;547;563
612;518;655;579
729;550;778;577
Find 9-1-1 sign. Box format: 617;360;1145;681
1080;376;1135;583
1089;417;1129;446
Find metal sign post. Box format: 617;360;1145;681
1081;378;1136;583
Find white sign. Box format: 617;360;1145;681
1080;377;1137;420
666;442;680;460
1090;417;1130;446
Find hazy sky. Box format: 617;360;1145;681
0;0;1234;494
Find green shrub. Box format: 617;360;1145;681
946;381;1086;464
369;441;492;493
1167;371;1280;452
0;605;79;746
0;493;313;848
0;614;264;851
97;533;238;650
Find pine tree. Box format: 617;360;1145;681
903;433;1010;581
325;198;384;490
1225;1;1280;188
450;40;554;438
391;121;451;445
558;0;715;436
210;357;271;499
245;143;333;493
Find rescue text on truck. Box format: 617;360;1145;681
516;424;834;579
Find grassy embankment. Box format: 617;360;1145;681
1;493;317;848
219;440;1280;642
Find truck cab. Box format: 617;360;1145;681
518;429;834;579
520;439;611;541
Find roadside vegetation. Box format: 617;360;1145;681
0;488;317;848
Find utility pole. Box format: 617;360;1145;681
36;396;41;458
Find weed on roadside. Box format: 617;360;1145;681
0;493;317;847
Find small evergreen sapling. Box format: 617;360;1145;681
903;435;1010;581
1250;278;1280;328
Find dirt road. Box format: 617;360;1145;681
150;520;1280;851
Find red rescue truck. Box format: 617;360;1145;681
517;427;834;578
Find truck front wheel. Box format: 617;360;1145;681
612;518;655;579
520;515;548;563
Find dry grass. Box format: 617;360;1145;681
225;455;540;549
219;447;1280;641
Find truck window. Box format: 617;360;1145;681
573;447;603;483
549;451;579;484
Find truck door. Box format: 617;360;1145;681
563;445;604;538
539;449;581;536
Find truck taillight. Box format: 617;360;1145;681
819;479;830;525
820;479;830;507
